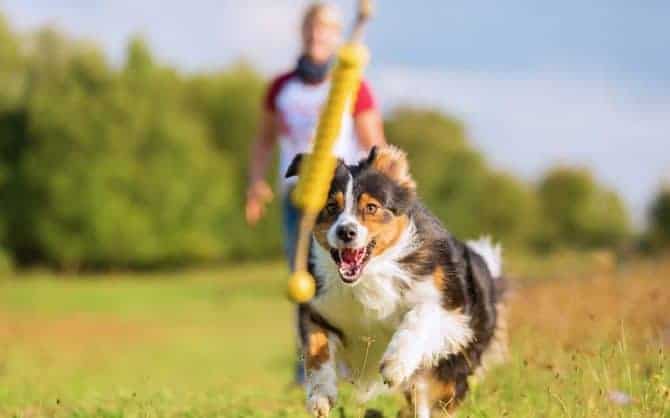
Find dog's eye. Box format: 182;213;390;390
326;202;339;215
365;203;378;215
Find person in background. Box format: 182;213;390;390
245;2;385;383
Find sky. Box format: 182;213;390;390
3;0;669;225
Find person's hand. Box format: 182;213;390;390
245;180;274;226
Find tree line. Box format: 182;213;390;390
0;15;667;271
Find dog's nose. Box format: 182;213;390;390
336;224;357;243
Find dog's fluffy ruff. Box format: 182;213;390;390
310;221;478;401
294;146;508;416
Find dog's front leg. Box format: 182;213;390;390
379;304;473;388
303;322;337;417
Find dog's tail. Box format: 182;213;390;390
467;236;502;278
467;236;509;375
467;236;506;298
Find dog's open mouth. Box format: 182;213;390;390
330;240;376;284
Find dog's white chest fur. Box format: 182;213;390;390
307;223;482;403
309;226;422;395
311;266;407;395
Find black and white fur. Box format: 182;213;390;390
288;146;507;417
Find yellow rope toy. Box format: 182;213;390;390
287;0;373;303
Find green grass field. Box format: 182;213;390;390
1;258;668;417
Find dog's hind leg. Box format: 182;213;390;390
429;378;461;417
427;361;473;417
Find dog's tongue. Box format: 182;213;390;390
341;248;362;265
337;248;367;282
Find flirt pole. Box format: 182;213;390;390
287;0;374;303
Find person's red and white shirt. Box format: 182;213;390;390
265;70;377;191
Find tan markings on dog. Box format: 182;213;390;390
358;193;409;256
371;145;416;189
398;373;457;418
433;266;446;291
358;193;385;221
313;191;345;248
305;327;330;370
333;191;344;208
398;389;418;418
428;377;459;414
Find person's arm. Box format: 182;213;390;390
353;80;386;149
245;110;278;226
354;108;385;148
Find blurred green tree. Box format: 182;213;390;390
185;63;281;259
536;166;631;250
0;12;638;269
476;171;540;247
385;107;539;246
0;13;25;269
646;184;670;249
0;13;24;110
8;35;235;268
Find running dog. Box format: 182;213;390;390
286;145;507;417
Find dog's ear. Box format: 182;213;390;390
334;158;348;178
368;145;416;190
366;145;379;165
285;153;306;178
287;154;348;180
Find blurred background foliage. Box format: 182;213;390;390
0;15;663;271
645;185;670;251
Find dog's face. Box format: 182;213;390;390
286;146;416;284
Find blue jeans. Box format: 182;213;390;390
282;193;305;384
282;193;301;272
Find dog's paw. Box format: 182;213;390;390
305;366;337;417
379;354;412;388
306;392;335;418
380;331;424;388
